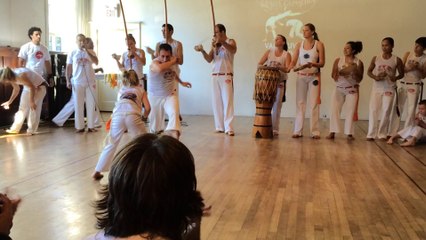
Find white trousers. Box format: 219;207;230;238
294;75;320;136
398;125;426;140
367;89;394;139
9;86;47;133
148;94;180;133
211;75;234;132
272;82;285;133
52;94;101;127
95;112;146;172
388;83;421;136
329;86;358;135
73;84;96;130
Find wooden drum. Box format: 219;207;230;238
252;66;280;138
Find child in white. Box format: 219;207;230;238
92;70;150;180
366;37;404;140
327;41;364;140
257;34;291;136
387;100;426;147
0;67;47;134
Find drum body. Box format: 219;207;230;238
252;67;280;138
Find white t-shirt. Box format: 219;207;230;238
298;40;319;74
212;38;234;74
404;52;426;83
265;47;289;81
67;48;96;86
372;54;398;91
122;49;144;79
114;85;145;114
18;42;50;77
148;61;177;97
13;67;46;91
335;57;360;88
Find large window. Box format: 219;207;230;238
48;0;77;53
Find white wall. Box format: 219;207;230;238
4;0;424;120
89;0;426;120
0;0;48;47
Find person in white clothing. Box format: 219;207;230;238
146;23;184;122
18;26;51;78
1;67;47;135
290;23;325;139
258;34;291;136
86;134;205;240
148;43;191;139
388;99;426;146
92;70;150;180
326;41;364;140
52;37;102;127
66;34;99;133
388;37;426;136
195;23;237;136
366;37;404;141
112;33;146;86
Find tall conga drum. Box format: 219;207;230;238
252;66;280;138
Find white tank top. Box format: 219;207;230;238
298;40;319;74
212;38;234;74
266;47;289;81
372;54;397;90
114;85;145;114
14;68;46;90
148;63;176;97
404;52;426;83
336;57;360;88
122;49;144;79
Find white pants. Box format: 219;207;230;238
95;112;146;172
272;81;285;133
367;89;394;139
73;84;96;130
148;94;180;134
294;75;320;136
211;75;234;132
398;125;426;140
329;86;358;135
388;83;421;136
52;94;101;127
9;86;47;133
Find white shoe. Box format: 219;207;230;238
5;129;20;134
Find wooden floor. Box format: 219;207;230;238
1;115;425;240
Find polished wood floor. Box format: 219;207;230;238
1;115;425;240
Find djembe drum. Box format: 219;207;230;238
252;66;281;138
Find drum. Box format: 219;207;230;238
252;66;280;138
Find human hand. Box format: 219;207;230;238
30;102;37;110
1;102;10;110
111;54;120;61
145;47;155;55
181;81;192;88
194;44;204;52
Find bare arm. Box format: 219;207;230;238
150;57;178;73
18;58;25;68
132;48;146;66
367;56;381;81
221;39;237;55
290;42;301;70
258;50;269;66
394;57;405;81
331;58;339;81
18;73;37;109
176;41;184;65
66;63;73;89
283;53;292;73
142;91;151;119
1;82;20;107
312;41;325;68
85;49;99;65
45;60;52;75
354;60;364;83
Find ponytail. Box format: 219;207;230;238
305;23;319;41
0;67;16;82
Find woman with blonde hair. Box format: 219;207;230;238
92;69;150;180
0;66;47;135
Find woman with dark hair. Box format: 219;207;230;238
92;69;150;180
258;34;292;136
388;37;426;136
366;37;404;141
0;66;47;135
290;23;325;139
87;134;205;240
326;41;364;140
